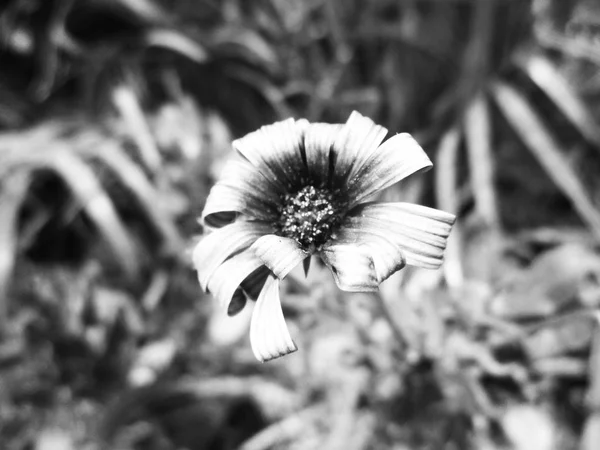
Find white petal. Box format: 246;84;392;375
332;111;388;186
347;133;433;207
202;184;278;226
201;158;281;227
361;235;407;283
320;243;379;292
344;202;456;269
303;123;343;185
193;221;273;291
250;274;297;362
233;118;307;191
250;234;307;279
206;250;264;311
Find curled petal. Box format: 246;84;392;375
206;250;265;311
347;133;433;207
303;123;343;185
202;158;281;227
251;235;307;279
344;202;456;269
360;235;407;283
202;184;278;227
240;265;270;300
193;221;273;291
233;118;307;191
320;243;379;292
333;111;388;185
250;274;297;362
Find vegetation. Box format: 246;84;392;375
1;0;600;449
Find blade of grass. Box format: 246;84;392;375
84;139;183;254
112;85;162;176
516;53;600;149
9;149;140;277
0;171;31;326
435;125;464;288
464;92;499;228
143;29;209;64
580;324;600;450
492;80;600;241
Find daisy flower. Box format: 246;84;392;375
193;111;455;362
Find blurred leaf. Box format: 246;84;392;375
491;244;600;319
464;93;498;226
516;53;600;148
0;171;31;324
211;27;279;75
112;85;163;175
1;146;139;276
143;28;209;63
524;312;595;359
493;80;600;241
84;138;184;254
502;404;555;450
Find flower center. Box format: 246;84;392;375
277;185;343;251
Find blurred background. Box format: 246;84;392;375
1;0;600;449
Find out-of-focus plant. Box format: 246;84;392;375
2;0;600;449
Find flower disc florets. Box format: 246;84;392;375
276;185;344;251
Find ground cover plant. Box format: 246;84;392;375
2;0;600;449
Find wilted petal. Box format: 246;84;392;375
343;202;456;269
206;250;265;311
320;243;379;292
303;123;343;185
251;234;307;279
347;133;433;207
332;111;388;186
193;221;273;291
234;118;307;191
250;274;297;362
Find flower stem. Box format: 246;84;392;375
373;291;409;355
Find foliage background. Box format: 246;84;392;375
2;0;600;449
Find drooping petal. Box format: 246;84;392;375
233;118;307;191
250;274;297;362
320;243;380;292
303;123;343;185
250;234;308;279
193;221;274;291
347;133;433;207
206;249;265;311
343;202;456;269
332;111;388;186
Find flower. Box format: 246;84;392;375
193;111;455;362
